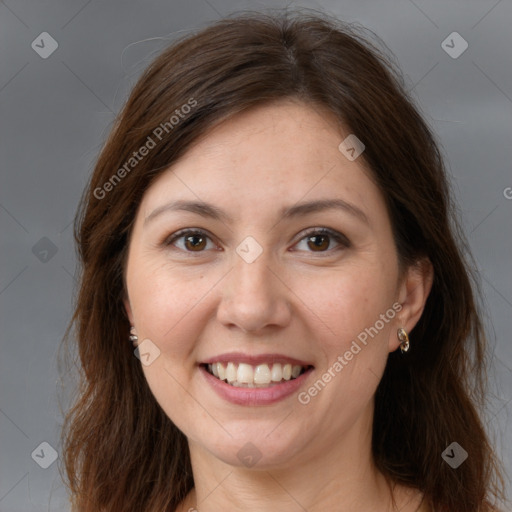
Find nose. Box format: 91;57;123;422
216;250;292;334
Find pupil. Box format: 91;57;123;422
308;235;328;251
186;235;205;250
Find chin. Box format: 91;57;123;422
195;428;309;470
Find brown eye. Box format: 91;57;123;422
293;228;350;254
165;229;216;253
183;233;207;251
307;234;330;251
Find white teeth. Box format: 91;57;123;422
206;361;308;387
253;364;271;384
271;363;282;381
226;362;237;383
237;363;254;383
216;362;226;381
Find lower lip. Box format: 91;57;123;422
200;365;314;406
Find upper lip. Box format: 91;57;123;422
201;352;314;367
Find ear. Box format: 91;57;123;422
389;257;434;352
124;295;134;325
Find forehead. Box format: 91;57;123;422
139;100;385;224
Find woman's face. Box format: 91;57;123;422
124;100;416;469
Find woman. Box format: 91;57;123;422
60;10;506;512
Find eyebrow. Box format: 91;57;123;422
144;198;369;226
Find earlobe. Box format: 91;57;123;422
391;258;434;351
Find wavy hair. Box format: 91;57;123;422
59;9;506;512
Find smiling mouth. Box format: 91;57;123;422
202;362;312;388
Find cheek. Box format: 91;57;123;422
321;268;398;398
302;270;396;418
126;257;212;352
128;261;215;428
303;262;396;351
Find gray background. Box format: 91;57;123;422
1;0;511;510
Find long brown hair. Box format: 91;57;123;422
59;9;506;512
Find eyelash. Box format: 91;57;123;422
162;227;350;255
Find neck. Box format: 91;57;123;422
187;452;390;512
181;406;422;512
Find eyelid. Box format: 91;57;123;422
292;227;351;252
162;227;350;253
163;228;220;251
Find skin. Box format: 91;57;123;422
124;99;434;512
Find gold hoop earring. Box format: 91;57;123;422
397;328;410;353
